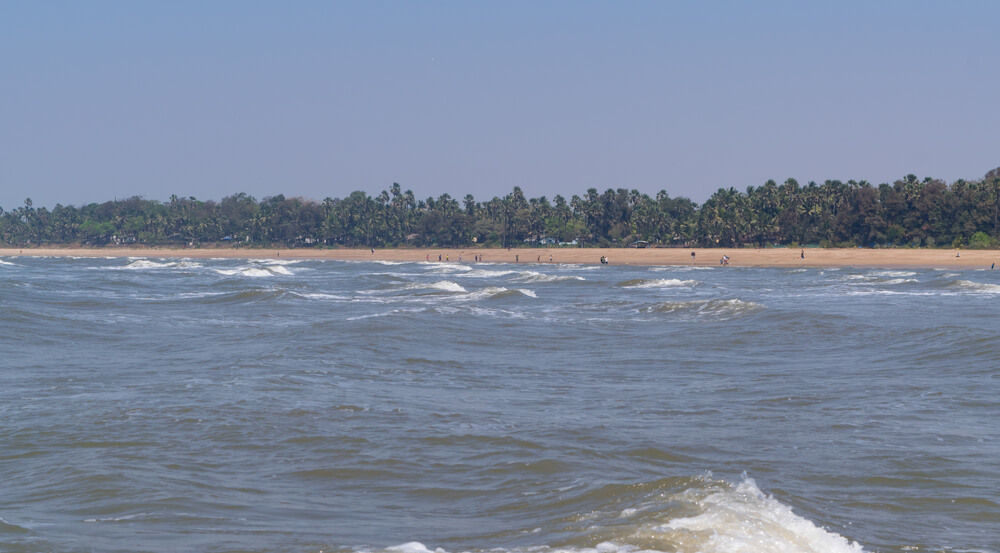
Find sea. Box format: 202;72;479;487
0;255;997;553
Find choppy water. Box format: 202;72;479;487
1;255;997;553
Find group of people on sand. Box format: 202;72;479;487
600;256;609;265
425;253;485;262
420;252;562;264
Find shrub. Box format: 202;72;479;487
968;231;993;249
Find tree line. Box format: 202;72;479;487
3;169;1000;249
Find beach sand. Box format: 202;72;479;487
2;246;998;269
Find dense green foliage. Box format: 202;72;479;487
4;170;1000;248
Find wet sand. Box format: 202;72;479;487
2;246;998;269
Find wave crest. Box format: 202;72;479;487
950;280;1000;294
619;278;698;289
659;477;865;553
214;265;293;277
517;271;586;283
365;477;863;553
404;280;467;293
643;298;763;319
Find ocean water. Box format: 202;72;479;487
0;255;997;553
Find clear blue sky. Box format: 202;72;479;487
2;1;998;209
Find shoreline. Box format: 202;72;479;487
2;246;998;269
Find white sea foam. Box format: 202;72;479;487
117;259;204;270
644;298;764;319
0;258;16;266
658;477;865;553
401;280;467;293
426;280;466;293
844;290;942;297
516;271;586;283
952;280;1000;294
427;263;473;274
451;286;539;302
842;274;916;285
621;278;698;289
371;478;864;553
123;259;172;269
241;268;275;277
881;278;918;285
870;270;917;277
214;265;293;277
461;268;520;278
265;259;303;266
265;265;293;275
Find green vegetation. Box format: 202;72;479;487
3;170;1000;249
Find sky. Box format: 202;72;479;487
2;1;999;210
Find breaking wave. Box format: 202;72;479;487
460;268;521;278
427;263;474;274
484;287;537;299
121;259;203;270
949;280;1000;294
619;278;698;288
842;274;917;285
657;477;864;553
642;298;763;318
362;477;862;553
402;280;467;293
214;265;293;277
516;271;586;283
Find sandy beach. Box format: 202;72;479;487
2;246;999;269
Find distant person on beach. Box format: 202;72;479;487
371;248;374;254
549;254;553;262
438;254;442;261
537;255;540;262
691;251;695;262
515;255;519;263
801;249;805;259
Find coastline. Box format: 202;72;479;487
2;246;998;269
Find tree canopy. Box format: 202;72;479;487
4;170;1000;249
